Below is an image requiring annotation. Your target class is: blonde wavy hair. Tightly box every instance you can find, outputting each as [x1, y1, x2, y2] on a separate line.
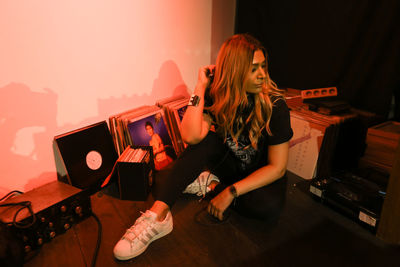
[207, 34, 284, 149]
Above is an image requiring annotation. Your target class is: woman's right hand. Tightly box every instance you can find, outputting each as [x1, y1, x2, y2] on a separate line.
[181, 65, 214, 145]
[197, 65, 215, 92]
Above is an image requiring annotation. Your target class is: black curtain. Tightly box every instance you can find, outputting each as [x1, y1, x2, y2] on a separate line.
[235, 0, 400, 119]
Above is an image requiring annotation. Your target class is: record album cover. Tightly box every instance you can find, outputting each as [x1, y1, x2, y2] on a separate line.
[54, 121, 118, 190]
[127, 111, 176, 171]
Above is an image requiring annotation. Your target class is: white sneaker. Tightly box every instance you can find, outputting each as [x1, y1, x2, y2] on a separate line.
[183, 171, 220, 197]
[113, 210, 173, 260]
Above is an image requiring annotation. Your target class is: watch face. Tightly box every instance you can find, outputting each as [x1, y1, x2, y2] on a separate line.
[86, 150, 103, 170]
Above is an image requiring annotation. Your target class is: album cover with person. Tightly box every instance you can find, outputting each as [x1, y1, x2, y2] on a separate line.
[127, 110, 176, 171]
[108, 95, 189, 171]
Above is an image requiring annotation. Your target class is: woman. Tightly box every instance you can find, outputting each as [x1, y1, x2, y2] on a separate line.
[113, 34, 293, 260]
[145, 121, 173, 171]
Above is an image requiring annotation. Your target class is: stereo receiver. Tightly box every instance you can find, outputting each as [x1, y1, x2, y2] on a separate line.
[0, 181, 92, 252]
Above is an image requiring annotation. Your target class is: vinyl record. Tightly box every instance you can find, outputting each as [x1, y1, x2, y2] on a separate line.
[54, 121, 118, 189]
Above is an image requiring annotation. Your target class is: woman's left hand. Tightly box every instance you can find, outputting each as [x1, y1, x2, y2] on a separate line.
[207, 188, 235, 221]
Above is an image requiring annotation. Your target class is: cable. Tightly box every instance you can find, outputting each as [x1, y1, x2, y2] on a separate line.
[0, 201, 36, 229]
[0, 190, 35, 228]
[90, 212, 102, 267]
[0, 190, 23, 202]
[0, 191, 102, 266]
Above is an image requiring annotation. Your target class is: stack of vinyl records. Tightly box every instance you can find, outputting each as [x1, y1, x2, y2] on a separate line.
[113, 145, 154, 201]
[287, 104, 359, 180]
[108, 95, 189, 172]
[109, 105, 159, 156]
[155, 95, 189, 156]
[359, 121, 400, 174]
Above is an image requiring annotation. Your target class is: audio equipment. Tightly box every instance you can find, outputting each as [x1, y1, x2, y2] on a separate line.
[309, 169, 387, 232]
[301, 87, 337, 99]
[0, 181, 91, 253]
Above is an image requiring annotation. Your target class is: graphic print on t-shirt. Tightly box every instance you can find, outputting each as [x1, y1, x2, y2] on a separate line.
[225, 135, 257, 171]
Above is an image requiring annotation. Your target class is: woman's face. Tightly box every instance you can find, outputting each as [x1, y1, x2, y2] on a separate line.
[244, 49, 267, 94]
[145, 125, 154, 136]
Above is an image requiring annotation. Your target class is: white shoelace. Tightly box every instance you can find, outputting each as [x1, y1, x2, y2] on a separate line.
[123, 212, 154, 243]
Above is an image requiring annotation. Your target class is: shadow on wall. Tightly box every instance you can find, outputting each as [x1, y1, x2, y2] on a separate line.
[0, 60, 189, 193]
[98, 60, 190, 118]
[0, 83, 58, 193]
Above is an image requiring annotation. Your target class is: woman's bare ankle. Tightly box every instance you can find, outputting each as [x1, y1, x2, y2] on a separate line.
[149, 201, 170, 222]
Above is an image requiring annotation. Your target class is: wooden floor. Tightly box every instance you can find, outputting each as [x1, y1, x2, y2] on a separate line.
[25, 173, 399, 267]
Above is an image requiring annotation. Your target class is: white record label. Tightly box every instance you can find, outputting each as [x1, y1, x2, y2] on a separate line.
[86, 150, 103, 170]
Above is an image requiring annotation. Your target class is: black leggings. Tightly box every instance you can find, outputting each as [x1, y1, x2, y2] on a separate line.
[154, 131, 287, 220]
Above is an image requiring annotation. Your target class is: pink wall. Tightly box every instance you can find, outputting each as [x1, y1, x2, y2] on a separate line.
[0, 0, 235, 194]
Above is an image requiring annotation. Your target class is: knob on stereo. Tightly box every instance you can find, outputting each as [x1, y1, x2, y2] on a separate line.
[49, 231, 56, 239]
[75, 206, 82, 215]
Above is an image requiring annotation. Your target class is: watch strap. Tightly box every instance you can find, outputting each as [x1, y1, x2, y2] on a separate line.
[229, 185, 238, 198]
[188, 94, 200, 107]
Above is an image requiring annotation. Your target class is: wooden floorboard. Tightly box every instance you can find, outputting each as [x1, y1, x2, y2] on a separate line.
[24, 174, 400, 267]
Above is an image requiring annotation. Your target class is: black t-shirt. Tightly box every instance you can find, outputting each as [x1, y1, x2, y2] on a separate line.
[205, 94, 293, 174]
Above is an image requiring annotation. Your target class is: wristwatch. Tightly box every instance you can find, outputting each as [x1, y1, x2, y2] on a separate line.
[188, 94, 200, 107]
[229, 185, 238, 198]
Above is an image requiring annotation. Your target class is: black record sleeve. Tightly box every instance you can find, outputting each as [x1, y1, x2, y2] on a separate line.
[54, 121, 118, 190]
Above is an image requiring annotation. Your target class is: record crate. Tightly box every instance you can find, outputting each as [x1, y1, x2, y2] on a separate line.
[360, 121, 400, 173]
[114, 145, 155, 201]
